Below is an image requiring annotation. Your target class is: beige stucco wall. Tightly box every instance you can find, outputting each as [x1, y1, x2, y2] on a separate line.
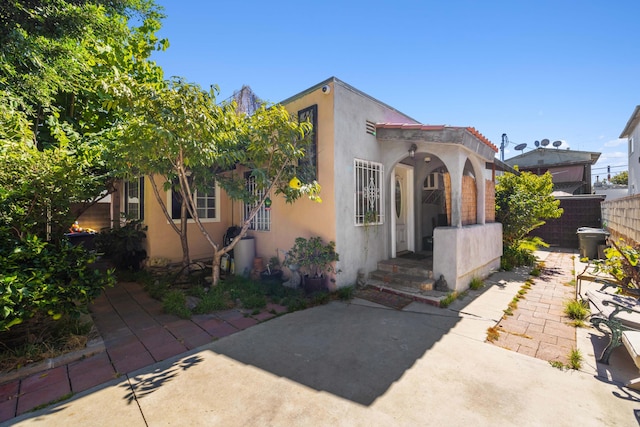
[137, 176, 234, 263]
[248, 84, 338, 283]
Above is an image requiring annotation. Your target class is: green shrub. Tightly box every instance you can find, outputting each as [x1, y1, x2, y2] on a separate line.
[440, 291, 460, 308]
[564, 299, 589, 320]
[590, 238, 640, 289]
[568, 348, 583, 370]
[240, 293, 267, 310]
[469, 277, 484, 290]
[335, 286, 355, 300]
[94, 219, 147, 270]
[145, 278, 170, 300]
[282, 295, 308, 312]
[501, 246, 537, 270]
[162, 290, 191, 319]
[193, 291, 229, 313]
[311, 291, 330, 305]
[0, 234, 115, 331]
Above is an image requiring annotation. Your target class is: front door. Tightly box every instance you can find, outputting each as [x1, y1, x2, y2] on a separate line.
[392, 164, 414, 255]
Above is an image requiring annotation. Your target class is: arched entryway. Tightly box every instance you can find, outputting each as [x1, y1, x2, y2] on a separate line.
[419, 155, 450, 251]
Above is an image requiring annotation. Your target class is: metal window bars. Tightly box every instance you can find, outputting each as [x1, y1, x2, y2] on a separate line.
[354, 159, 384, 225]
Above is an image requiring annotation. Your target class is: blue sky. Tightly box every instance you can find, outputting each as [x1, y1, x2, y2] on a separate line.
[151, 0, 640, 181]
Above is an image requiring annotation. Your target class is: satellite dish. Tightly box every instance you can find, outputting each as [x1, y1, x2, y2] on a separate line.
[514, 143, 527, 152]
[552, 140, 562, 148]
[534, 140, 540, 147]
[540, 139, 550, 147]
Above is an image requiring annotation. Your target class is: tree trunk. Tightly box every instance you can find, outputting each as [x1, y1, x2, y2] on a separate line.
[211, 250, 222, 287]
[180, 198, 190, 271]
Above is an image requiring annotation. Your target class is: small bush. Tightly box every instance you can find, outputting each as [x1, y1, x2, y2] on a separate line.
[241, 293, 267, 310]
[0, 234, 115, 332]
[469, 277, 484, 290]
[335, 286, 355, 300]
[282, 296, 308, 312]
[568, 348, 583, 370]
[94, 219, 147, 270]
[311, 292, 330, 305]
[501, 246, 537, 271]
[440, 291, 460, 308]
[193, 291, 230, 314]
[163, 290, 191, 319]
[549, 360, 564, 370]
[564, 299, 589, 320]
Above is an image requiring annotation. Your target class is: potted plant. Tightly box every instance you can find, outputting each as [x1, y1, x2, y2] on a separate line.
[286, 236, 340, 293]
[260, 255, 284, 282]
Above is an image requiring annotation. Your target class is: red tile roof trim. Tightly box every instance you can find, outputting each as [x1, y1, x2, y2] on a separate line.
[376, 123, 498, 152]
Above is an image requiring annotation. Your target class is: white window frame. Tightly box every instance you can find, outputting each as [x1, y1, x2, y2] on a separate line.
[244, 173, 270, 231]
[354, 158, 384, 226]
[167, 181, 221, 223]
[124, 177, 143, 220]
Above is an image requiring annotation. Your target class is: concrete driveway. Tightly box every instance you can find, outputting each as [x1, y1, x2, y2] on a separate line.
[7, 263, 640, 426]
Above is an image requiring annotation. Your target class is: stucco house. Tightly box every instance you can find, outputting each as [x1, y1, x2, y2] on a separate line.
[620, 105, 639, 195]
[111, 77, 502, 293]
[504, 147, 600, 195]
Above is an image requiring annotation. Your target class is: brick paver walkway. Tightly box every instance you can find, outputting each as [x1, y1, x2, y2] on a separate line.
[491, 251, 577, 365]
[0, 281, 288, 423]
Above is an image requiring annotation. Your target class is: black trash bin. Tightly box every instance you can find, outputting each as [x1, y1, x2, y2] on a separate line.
[576, 227, 609, 259]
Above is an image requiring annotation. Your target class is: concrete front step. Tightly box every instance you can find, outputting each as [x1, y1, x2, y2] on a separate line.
[363, 280, 448, 307]
[369, 270, 435, 292]
[376, 258, 433, 277]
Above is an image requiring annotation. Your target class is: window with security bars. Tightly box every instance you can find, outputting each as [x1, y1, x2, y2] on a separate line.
[244, 172, 270, 231]
[354, 159, 384, 225]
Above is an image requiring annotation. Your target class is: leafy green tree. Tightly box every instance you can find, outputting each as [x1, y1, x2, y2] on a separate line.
[495, 171, 563, 268]
[0, 0, 162, 331]
[610, 170, 628, 185]
[107, 78, 319, 285]
[0, 0, 168, 236]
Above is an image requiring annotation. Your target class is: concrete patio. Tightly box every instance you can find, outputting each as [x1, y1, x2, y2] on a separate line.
[2, 249, 640, 426]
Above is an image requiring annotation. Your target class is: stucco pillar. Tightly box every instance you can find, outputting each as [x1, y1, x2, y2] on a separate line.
[470, 156, 486, 225]
[439, 152, 465, 228]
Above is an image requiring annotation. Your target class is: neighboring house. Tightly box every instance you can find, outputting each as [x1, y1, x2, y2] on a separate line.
[504, 146, 604, 248]
[600, 105, 640, 245]
[113, 77, 503, 292]
[503, 147, 600, 195]
[620, 105, 639, 195]
[593, 181, 628, 201]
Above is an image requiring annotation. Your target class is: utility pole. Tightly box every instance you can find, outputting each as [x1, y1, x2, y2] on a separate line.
[500, 133, 508, 161]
